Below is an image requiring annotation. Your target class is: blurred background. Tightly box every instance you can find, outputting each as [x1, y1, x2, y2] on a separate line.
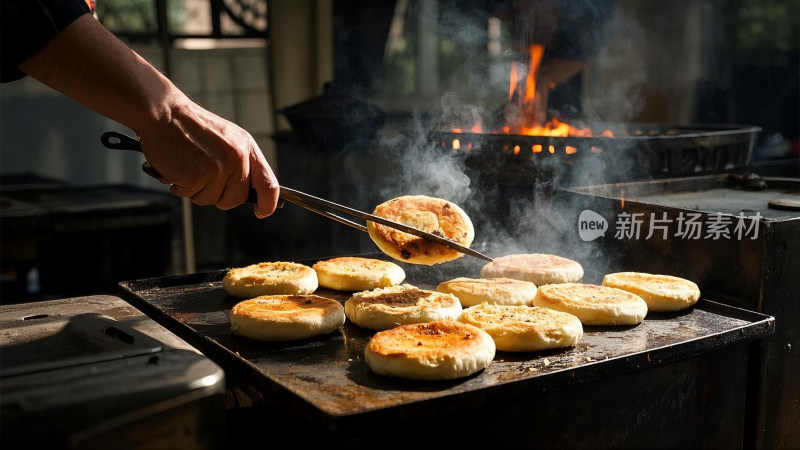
[1, 0, 798, 301]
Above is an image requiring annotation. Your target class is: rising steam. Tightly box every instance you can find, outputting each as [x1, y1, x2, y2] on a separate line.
[341, 1, 650, 262]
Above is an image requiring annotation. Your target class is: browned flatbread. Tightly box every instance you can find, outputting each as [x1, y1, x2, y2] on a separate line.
[364, 320, 495, 380]
[602, 272, 700, 312]
[480, 253, 583, 285]
[344, 284, 462, 330]
[312, 256, 405, 291]
[230, 295, 345, 341]
[533, 283, 648, 326]
[366, 195, 475, 265]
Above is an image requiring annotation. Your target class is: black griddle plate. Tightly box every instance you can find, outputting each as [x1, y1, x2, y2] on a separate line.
[117, 255, 774, 435]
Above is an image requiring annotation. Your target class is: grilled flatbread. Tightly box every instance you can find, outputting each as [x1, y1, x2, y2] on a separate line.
[602, 272, 700, 312]
[230, 295, 345, 341]
[366, 195, 475, 265]
[312, 256, 406, 291]
[459, 303, 583, 352]
[480, 253, 584, 285]
[344, 284, 462, 330]
[437, 277, 538, 307]
[533, 283, 648, 326]
[223, 261, 318, 298]
[222, 261, 318, 298]
[364, 320, 495, 380]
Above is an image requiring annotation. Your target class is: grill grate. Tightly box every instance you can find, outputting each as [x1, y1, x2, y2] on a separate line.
[430, 124, 760, 182]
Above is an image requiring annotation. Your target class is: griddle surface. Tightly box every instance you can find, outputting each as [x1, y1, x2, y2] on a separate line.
[118, 257, 773, 423]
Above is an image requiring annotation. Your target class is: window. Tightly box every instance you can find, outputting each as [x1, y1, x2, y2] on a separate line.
[96, 0, 269, 46]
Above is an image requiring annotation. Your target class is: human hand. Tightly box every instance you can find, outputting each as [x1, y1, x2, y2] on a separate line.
[138, 98, 280, 218]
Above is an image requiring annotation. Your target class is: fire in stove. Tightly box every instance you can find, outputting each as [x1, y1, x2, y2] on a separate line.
[502, 44, 613, 138]
[431, 42, 759, 185]
[450, 43, 614, 140]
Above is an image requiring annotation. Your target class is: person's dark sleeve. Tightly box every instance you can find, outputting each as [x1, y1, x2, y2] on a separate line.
[1, 0, 90, 82]
[547, 0, 618, 62]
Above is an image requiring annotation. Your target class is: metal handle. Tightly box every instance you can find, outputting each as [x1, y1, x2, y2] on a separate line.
[101, 131, 142, 151]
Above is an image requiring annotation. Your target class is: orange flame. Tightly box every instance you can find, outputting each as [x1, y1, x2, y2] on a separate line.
[453, 45, 614, 145]
[620, 189, 625, 209]
[508, 62, 519, 102]
[496, 44, 613, 140]
[524, 45, 545, 104]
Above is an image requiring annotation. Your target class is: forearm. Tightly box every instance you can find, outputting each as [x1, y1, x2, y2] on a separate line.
[538, 58, 588, 89]
[15, 9, 280, 217]
[18, 14, 182, 135]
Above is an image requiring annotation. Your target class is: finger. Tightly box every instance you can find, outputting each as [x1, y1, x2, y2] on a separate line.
[171, 183, 221, 207]
[214, 172, 251, 210]
[170, 183, 201, 200]
[191, 186, 224, 207]
[249, 150, 280, 218]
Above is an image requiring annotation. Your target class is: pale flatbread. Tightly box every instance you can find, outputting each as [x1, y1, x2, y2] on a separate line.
[223, 261, 318, 298]
[437, 277, 538, 307]
[312, 256, 405, 291]
[481, 253, 584, 285]
[459, 303, 583, 352]
[533, 283, 648, 326]
[602, 272, 700, 312]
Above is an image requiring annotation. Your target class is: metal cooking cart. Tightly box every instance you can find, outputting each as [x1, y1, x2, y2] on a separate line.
[118, 258, 774, 449]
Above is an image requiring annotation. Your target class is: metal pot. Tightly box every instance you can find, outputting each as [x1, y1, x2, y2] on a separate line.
[279, 82, 386, 153]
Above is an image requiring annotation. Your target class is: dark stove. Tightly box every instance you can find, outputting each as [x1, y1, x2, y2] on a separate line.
[560, 173, 799, 449]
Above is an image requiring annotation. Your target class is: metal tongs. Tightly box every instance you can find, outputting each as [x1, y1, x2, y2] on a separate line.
[101, 131, 493, 262]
